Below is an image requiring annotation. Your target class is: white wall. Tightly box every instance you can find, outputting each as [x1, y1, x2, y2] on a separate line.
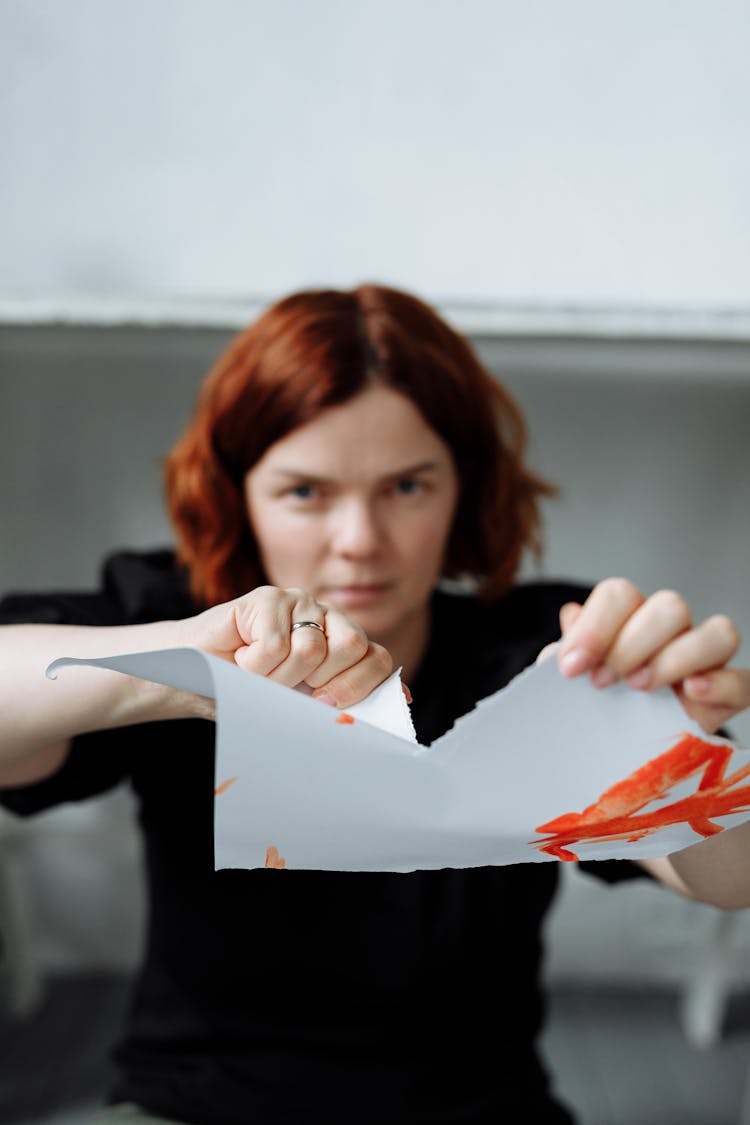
[2, 0, 750, 309]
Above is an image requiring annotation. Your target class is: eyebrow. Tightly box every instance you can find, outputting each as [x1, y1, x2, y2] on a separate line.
[269, 461, 443, 483]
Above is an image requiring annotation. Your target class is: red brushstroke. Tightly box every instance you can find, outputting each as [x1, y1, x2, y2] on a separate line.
[264, 845, 286, 869]
[214, 776, 239, 795]
[532, 733, 750, 861]
[336, 713, 355, 725]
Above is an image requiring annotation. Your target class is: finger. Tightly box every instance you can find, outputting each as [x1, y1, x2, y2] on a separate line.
[311, 641, 394, 708]
[592, 589, 692, 684]
[558, 578, 645, 677]
[262, 595, 329, 685]
[302, 605, 370, 690]
[679, 666, 750, 733]
[630, 614, 741, 692]
[559, 602, 583, 634]
[683, 666, 750, 711]
[533, 603, 582, 664]
[234, 589, 326, 681]
[536, 604, 582, 664]
[265, 616, 329, 687]
[232, 588, 293, 675]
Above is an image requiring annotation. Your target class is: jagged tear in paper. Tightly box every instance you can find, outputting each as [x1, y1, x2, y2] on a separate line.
[47, 650, 750, 872]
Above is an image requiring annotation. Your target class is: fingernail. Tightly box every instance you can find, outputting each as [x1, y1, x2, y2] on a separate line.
[685, 674, 710, 696]
[591, 665, 617, 689]
[627, 667, 652, 690]
[560, 648, 591, 677]
[401, 682, 413, 704]
[312, 690, 336, 707]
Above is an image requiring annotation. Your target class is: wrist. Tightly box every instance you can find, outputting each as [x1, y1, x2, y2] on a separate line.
[130, 615, 216, 722]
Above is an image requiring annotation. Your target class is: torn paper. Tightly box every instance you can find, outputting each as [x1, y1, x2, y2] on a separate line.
[47, 650, 750, 872]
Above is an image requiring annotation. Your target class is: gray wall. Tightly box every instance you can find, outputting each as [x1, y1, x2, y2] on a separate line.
[2, 325, 748, 743]
[1, 324, 749, 1001]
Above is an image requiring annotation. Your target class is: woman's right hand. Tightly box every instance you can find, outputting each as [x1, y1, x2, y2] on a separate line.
[186, 586, 393, 708]
[0, 586, 393, 785]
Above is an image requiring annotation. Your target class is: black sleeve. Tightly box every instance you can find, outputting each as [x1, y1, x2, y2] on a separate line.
[0, 586, 134, 817]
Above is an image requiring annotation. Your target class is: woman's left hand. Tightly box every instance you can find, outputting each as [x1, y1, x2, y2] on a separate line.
[554, 577, 750, 734]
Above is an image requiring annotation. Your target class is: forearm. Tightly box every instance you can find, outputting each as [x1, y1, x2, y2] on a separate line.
[0, 620, 210, 777]
[639, 822, 750, 910]
[0, 583, 397, 787]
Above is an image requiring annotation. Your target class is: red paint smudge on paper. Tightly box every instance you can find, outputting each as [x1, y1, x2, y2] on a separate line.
[336, 713, 355, 725]
[264, 845, 286, 869]
[214, 776, 239, 795]
[532, 733, 750, 861]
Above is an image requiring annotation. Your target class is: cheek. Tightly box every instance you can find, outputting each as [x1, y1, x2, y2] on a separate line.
[401, 505, 457, 569]
[251, 514, 326, 586]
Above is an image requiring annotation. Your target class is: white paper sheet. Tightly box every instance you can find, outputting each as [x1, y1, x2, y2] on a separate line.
[47, 649, 750, 872]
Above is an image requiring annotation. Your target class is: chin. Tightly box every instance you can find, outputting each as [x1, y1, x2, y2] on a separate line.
[347, 606, 393, 636]
[338, 601, 397, 640]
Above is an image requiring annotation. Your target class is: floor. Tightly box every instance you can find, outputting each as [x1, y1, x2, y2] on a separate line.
[3, 976, 750, 1124]
[544, 987, 750, 1125]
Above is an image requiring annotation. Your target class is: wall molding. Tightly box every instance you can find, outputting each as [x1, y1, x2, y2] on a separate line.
[1, 295, 750, 344]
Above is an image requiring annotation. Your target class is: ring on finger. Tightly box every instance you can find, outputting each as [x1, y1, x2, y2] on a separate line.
[291, 620, 325, 635]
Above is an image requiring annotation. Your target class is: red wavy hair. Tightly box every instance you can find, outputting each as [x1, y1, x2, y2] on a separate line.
[165, 285, 555, 607]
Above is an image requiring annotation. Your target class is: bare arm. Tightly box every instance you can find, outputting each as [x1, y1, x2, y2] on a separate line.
[637, 827, 750, 911]
[0, 585, 392, 789]
[0, 617, 206, 786]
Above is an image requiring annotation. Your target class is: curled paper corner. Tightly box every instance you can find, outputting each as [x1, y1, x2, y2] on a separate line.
[42, 647, 217, 699]
[45, 655, 84, 680]
[346, 666, 417, 743]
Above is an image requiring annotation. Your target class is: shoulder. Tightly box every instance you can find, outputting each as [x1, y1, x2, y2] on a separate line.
[0, 548, 195, 627]
[101, 549, 194, 622]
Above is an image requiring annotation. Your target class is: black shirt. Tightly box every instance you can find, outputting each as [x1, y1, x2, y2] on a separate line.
[0, 551, 644, 1124]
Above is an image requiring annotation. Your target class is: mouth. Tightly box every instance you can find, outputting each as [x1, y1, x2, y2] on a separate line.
[321, 583, 393, 608]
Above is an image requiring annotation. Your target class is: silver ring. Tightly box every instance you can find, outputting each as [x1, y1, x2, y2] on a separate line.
[291, 620, 325, 634]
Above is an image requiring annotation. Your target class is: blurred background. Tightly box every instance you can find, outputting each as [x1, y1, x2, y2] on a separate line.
[1, 1, 750, 1122]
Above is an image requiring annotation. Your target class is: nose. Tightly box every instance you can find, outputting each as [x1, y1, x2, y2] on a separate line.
[330, 498, 383, 559]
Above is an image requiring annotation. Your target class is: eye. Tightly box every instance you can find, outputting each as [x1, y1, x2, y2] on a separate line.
[393, 477, 423, 496]
[286, 483, 318, 500]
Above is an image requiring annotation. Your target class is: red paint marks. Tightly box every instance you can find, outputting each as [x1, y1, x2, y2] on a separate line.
[336, 713, 355, 725]
[264, 845, 286, 869]
[532, 733, 750, 861]
[542, 844, 580, 862]
[214, 776, 239, 795]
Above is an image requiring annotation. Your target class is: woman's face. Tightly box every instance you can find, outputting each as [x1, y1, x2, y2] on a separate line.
[244, 385, 459, 656]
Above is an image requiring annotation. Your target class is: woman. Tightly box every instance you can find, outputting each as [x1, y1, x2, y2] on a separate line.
[1, 285, 749, 1124]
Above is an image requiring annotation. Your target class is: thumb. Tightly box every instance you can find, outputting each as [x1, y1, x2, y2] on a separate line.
[559, 601, 583, 637]
[537, 602, 585, 664]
